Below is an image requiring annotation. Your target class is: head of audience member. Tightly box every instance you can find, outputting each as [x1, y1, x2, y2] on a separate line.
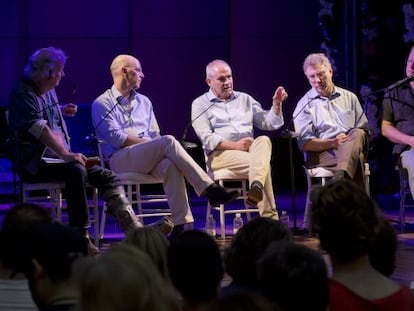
[369, 217, 398, 277]
[123, 226, 170, 280]
[303, 53, 334, 98]
[23, 47, 67, 93]
[311, 179, 382, 264]
[0, 202, 53, 274]
[204, 290, 284, 311]
[223, 217, 292, 291]
[78, 243, 179, 311]
[110, 54, 144, 95]
[19, 222, 87, 309]
[167, 229, 223, 310]
[257, 240, 328, 311]
[205, 59, 233, 100]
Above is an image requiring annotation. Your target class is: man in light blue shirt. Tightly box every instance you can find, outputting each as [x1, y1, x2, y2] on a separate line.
[293, 53, 368, 182]
[192, 59, 288, 219]
[92, 55, 240, 238]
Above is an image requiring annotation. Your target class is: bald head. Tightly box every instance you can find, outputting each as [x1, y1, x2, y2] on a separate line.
[110, 55, 139, 78]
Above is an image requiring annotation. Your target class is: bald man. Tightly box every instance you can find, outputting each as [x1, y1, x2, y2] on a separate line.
[92, 55, 239, 238]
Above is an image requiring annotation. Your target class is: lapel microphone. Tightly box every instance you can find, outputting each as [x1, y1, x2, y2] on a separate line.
[85, 95, 123, 144]
[180, 101, 217, 149]
[282, 95, 320, 138]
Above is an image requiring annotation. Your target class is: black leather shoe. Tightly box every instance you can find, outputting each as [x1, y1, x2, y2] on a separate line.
[246, 181, 263, 206]
[205, 183, 240, 206]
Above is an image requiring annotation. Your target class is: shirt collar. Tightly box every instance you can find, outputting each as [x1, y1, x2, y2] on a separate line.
[111, 85, 137, 106]
[310, 86, 340, 100]
[207, 89, 239, 102]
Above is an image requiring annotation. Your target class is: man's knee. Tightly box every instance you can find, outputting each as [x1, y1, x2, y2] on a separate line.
[252, 135, 272, 152]
[161, 134, 177, 145]
[67, 162, 88, 181]
[255, 135, 271, 144]
[350, 128, 368, 141]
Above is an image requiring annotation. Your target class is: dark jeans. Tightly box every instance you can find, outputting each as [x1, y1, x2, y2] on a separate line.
[22, 161, 123, 228]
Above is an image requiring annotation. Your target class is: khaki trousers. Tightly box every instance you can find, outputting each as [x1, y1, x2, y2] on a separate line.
[207, 136, 278, 219]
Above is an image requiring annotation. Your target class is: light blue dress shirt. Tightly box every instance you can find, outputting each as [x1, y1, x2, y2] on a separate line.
[191, 89, 284, 154]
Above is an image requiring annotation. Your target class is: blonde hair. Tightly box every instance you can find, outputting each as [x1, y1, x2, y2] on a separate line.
[77, 244, 180, 311]
[123, 227, 170, 279]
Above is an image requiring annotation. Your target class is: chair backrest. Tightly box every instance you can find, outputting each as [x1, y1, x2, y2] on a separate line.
[97, 139, 109, 168]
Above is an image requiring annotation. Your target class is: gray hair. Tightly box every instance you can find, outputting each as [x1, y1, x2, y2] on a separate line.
[303, 53, 332, 73]
[205, 59, 230, 79]
[24, 47, 67, 82]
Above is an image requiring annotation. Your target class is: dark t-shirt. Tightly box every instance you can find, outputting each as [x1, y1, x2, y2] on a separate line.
[382, 84, 414, 154]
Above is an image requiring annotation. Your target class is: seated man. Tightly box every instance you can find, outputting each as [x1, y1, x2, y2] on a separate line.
[7, 47, 144, 255]
[191, 59, 288, 219]
[293, 53, 369, 183]
[382, 45, 414, 200]
[91, 54, 239, 238]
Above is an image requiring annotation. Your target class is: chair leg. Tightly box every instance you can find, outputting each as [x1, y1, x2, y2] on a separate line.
[100, 203, 107, 239]
[219, 180, 226, 239]
[92, 187, 100, 246]
[206, 203, 212, 231]
[400, 194, 406, 233]
[243, 180, 252, 221]
[219, 203, 225, 239]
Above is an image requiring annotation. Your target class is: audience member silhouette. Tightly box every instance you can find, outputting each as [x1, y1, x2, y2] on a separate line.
[122, 226, 170, 280]
[222, 217, 292, 293]
[257, 240, 329, 311]
[167, 229, 223, 311]
[14, 222, 87, 311]
[77, 243, 179, 311]
[369, 217, 398, 277]
[203, 290, 284, 311]
[0, 202, 53, 311]
[311, 179, 414, 310]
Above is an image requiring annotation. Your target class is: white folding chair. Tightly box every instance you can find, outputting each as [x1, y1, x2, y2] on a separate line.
[21, 181, 100, 246]
[97, 140, 170, 239]
[303, 159, 371, 229]
[205, 164, 259, 239]
[397, 161, 414, 233]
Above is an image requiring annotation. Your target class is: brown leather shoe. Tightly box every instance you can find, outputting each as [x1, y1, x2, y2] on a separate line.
[246, 181, 263, 206]
[106, 195, 143, 233]
[148, 216, 174, 236]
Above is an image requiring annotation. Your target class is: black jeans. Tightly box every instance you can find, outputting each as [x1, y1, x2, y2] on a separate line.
[22, 161, 123, 228]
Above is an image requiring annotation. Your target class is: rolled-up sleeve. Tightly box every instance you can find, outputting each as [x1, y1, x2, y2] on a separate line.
[28, 120, 48, 139]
